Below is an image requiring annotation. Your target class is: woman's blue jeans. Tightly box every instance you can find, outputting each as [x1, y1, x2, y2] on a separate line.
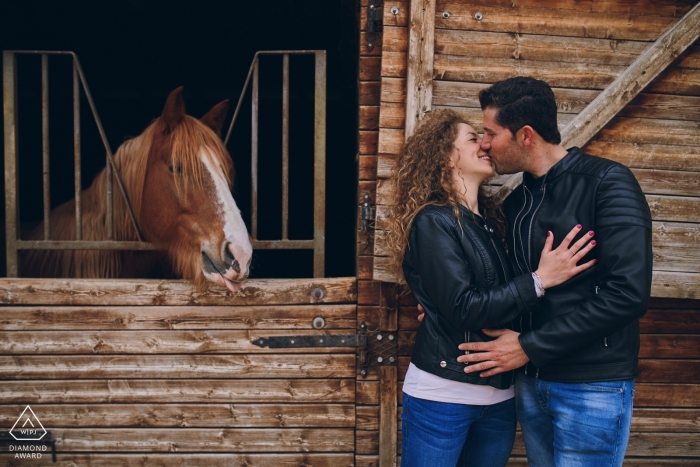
[515, 372, 635, 467]
[400, 392, 516, 467]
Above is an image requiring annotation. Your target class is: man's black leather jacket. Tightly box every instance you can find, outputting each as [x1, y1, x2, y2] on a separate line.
[403, 204, 540, 390]
[503, 147, 653, 383]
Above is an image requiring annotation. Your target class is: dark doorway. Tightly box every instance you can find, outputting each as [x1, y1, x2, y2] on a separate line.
[0, 0, 359, 278]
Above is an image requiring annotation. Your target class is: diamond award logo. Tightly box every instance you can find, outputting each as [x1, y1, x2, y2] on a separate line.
[9, 406, 47, 441]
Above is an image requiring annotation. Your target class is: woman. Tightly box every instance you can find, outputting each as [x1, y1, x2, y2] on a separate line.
[386, 109, 596, 467]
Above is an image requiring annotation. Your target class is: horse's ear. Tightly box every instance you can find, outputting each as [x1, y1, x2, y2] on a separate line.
[200, 100, 230, 137]
[161, 86, 186, 132]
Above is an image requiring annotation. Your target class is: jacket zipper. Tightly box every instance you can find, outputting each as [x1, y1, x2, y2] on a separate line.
[490, 236, 510, 281]
[527, 183, 547, 270]
[513, 187, 530, 275]
[464, 331, 471, 364]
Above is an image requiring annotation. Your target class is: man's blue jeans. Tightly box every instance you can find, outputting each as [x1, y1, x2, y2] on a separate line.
[400, 392, 516, 467]
[515, 372, 635, 467]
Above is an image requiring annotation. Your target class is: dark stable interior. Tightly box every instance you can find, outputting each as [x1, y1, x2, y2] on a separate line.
[0, 0, 359, 279]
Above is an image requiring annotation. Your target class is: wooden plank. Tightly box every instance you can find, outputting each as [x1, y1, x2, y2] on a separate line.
[436, 0, 695, 17]
[627, 433, 700, 457]
[361, 56, 382, 81]
[358, 280, 381, 305]
[383, 26, 410, 53]
[0, 330, 360, 355]
[564, 1, 700, 150]
[632, 408, 700, 432]
[40, 428, 355, 453]
[356, 429, 379, 455]
[596, 117, 700, 146]
[652, 271, 700, 299]
[435, 29, 649, 66]
[646, 67, 700, 96]
[383, 0, 409, 28]
[381, 51, 408, 78]
[0, 277, 357, 306]
[359, 255, 374, 280]
[378, 128, 405, 155]
[433, 4, 681, 41]
[381, 77, 407, 104]
[641, 310, 700, 334]
[360, 81, 381, 106]
[0, 354, 356, 379]
[405, 0, 436, 138]
[620, 93, 700, 122]
[359, 154, 378, 180]
[378, 102, 406, 129]
[633, 169, 700, 196]
[0, 454, 356, 467]
[377, 154, 398, 179]
[652, 222, 700, 273]
[359, 106, 380, 130]
[357, 381, 380, 405]
[647, 195, 700, 223]
[379, 366, 398, 467]
[0, 379, 356, 403]
[583, 141, 700, 172]
[356, 455, 380, 467]
[433, 55, 624, 89]
[635, 383, 700, 407]
[356, 406, 380, 431]
[360, 130, 379, 155]
[432, 80, 599, 113]
[0, 304, 356, 331]
[637, 360, 700, 383]
[0, 403, 355, 428]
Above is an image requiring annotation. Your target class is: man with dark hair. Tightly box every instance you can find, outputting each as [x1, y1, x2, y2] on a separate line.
[456, 76, 653, 467]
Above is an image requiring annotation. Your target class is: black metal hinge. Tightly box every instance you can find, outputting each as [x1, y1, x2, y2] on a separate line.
[366, 0, 384, 51]
[252, 321, 397, 378]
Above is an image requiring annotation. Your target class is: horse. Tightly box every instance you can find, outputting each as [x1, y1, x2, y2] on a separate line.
[21, 87, 252, 293]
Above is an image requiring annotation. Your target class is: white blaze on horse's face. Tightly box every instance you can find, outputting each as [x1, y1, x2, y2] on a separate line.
[200, 147, 252, 293]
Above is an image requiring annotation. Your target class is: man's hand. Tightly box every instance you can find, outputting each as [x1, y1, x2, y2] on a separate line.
[417, 304, 425, 323]
[457, 329, 529, 378]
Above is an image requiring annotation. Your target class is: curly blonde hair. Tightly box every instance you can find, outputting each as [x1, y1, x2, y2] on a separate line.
[385, 109, 506, 283]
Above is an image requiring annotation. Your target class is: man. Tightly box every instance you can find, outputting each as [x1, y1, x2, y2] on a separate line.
[455, 77, 653, 467]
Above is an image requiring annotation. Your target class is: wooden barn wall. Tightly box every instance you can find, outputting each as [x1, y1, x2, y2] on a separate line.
[0, 278, 358, 466]
[358, 0, 700, 465]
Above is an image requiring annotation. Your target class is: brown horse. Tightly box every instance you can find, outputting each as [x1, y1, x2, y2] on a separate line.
[21, 87, 252, 292]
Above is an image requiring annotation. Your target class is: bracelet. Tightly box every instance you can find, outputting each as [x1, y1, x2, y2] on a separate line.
[532, 272, 545, 297]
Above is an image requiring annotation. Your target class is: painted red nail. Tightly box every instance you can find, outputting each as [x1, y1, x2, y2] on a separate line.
[547, 231, 551, 237]
[591, 240, 597, 246]
[576, 224, 582, 229]
[588, 230, 594, 236]
[593, 259, 598, 264]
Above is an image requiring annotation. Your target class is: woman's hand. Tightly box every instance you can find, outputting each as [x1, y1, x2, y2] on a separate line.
[534, 224, 597, 289]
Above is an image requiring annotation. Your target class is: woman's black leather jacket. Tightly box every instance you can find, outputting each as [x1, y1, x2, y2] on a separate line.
[403, 204, 540, 390]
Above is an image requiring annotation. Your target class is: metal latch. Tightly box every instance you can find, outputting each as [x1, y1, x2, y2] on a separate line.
[252, 321, 397, 378]
[366, 1, 384, 51]
[361, 192, 376, 232]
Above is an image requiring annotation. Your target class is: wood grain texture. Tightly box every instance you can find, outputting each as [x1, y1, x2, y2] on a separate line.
[0, 403, 355, 428]
[405, 0, 436, 138]
[0, 379, 356, 403]
[0, 277, 357, 306]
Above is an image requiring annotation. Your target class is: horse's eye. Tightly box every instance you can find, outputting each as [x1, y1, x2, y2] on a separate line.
[167, 163, 182, 175]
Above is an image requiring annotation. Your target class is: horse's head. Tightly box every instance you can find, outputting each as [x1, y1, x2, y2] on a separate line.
[138, 87, 252, 292]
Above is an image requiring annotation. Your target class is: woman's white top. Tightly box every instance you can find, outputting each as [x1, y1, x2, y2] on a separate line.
[403, 362, 514, 405]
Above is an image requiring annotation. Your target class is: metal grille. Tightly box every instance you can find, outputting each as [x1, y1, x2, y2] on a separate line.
[3, 50, 155, 277]
[224, 51, 327, 278]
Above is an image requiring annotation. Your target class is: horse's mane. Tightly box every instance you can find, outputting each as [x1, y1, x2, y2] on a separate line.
[21, 115, 233, 279]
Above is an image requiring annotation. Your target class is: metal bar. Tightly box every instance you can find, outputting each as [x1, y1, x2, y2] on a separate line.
[106, 151, 113, 239]
[72, 55, 144, 241]
[16, 240, 160, 250]
[73, 60, 82, 240]
[282, 53, 290, 240]
[3, 51, 19, 276]
[251, 240, 315, 250]
[313, 51, 327, 278]
[41, 54, 50, 240]
[224, 52, 259, 147]
[251, 58, 259, 240]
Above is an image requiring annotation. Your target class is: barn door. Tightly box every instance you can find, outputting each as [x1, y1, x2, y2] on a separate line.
[0, 277, 358, 465]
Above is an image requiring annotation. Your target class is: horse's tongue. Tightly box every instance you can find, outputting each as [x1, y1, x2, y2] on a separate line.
[222, 276, 241, 293]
